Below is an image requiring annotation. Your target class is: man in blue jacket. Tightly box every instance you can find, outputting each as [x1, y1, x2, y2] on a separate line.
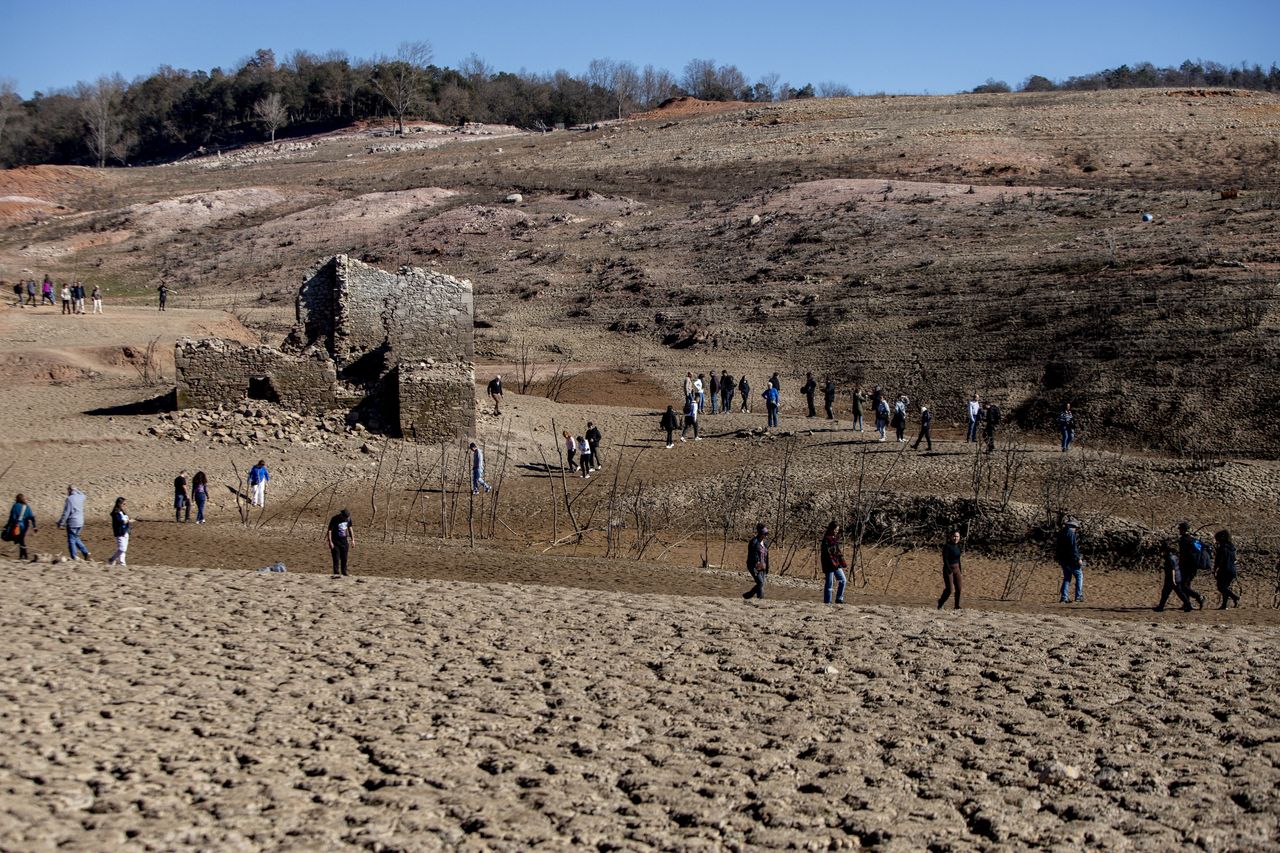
[1056, 518, 1083, 603]
[762, 382, 780, 429]
[248, 460, 270, 508]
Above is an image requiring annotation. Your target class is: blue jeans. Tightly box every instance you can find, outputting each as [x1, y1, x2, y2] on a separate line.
[823, 569, 846, 604]
[967, 417, 979, 442]
[710, 394, 719, 414]
[472, 469, 490, 493]
[875, 415, 887, 438]
[853, 411, 863, 431]
[66, 526, 90, 559]
[1060, 564, 1083, 601]
[697, 392, 705, 412]
[767, 404, 778, 427]
[1061, 429, 1074, 452]
[195, 493, 207, 522]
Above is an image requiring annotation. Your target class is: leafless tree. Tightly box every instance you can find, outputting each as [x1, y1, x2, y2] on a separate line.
[369, 41, 432, 134]
[253, 92, 288, 142]
[76, 74, 130, 166]
[817, 81, 855, 98]
[638, 65, 677, 108]
[0, 79, 20, 153]
[610, 61, 641, 118]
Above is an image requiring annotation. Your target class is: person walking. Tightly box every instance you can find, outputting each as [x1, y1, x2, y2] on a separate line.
[1213, 529, 1240, 609]
[820, 521, 847, 605]
[738, 375, 751, 413]
[1058, 404, 1075, 452]
[576, 436, 592, 478]
[802, 372, 818, 418]
[721, 370, 734, 413]
[41, 277, 54, 306]
[158, 283, 169, 311]
[469, 442, 493, 493]
[192, 470, 209, 524]
[680, 394, 700, 442]
[107, 497, 130, 567]
[1176, 521, 1207, 610]
[892, 395, 909, 443]
[91, 283, 103, 314]
[875, 396, 890, 442]
[563, 430, 577, 472]
[73, 282, 85, 314]
[585, 422, 603, 470]
[1056, 518, 1084, 603]
[56, 485, 91, 561]
[984, 402, 1002, 453]
[911, 405, 933, 451]
[5, 494, 37, 561]
[852, 385, 867, 431]
[25, 279, 36, 307]
[487, 374, 503, 415]
[762, 382, 780, 430]
[966, 393, 981, 443]
[173, 470, 191, 523]
[326, 509, 355, 577]
[938, 529, 963, 610]
[743, 523, 769, 600]
[247, 460, 269, 508]
[709, 371, 720, 414]
[1154, 541, 1191, 612]
[823, 377, 837, 420]
[60, 283, 72, 315]
[660, 405, 679, 449]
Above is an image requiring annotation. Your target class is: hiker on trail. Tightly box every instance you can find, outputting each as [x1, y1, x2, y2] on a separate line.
[967, 393, 981, 443]
[56, 485, 91, 561]
[41, 277, 54, 306]
[25, 280, 36, 306]
[983, 402, 1002, 452]
[1154, 541, 1191, 612]
[803, 372, 818, 418]
[912, 405, 933, 452]
[852, 385, 867, 432]
[5, 494, 37, 561]
[192, 471, 209, 524]
[469, 441, 493, 493]
[173, 470, 191, 523]
[660, 405, 680, 449]
[585, 422, 602, 470]
[73, 282, 85, 314]
[769, 373, 782, 405]
[1056, 518, 1084, 603]
[939, 529, 963, 610]
[738, 375, 751, 413]
[743, 523, 769, 600]
[158, 283, 169, 311]
[1058, 404, 1075, 452]
[762, 382, 780, 429]
[327, 509, 355, 576]
[823, 378, 837, 420]
[60, 284, 72, 315]
[563, 430, 577, 472]
[694, 374, 706, 413]
[891, 395, 909, 443]
[680, 394, 700, 441]
[107, 497, 130, 567]
[1213, 529, 1240, 609]
[487, 374, 503, 415]
[91, 284, 102, 314]
[874, 397, 890, 442]
[247, 460, 269, 508]
[683, 372, 694, 400]
[575, 436, 592, 478]
[709, 372, 720, 414]
[721, 370, 734, 413]
[1176, 521, 1207, 610]
[9, 281, 22, 308]
[820, 521, 847, 605]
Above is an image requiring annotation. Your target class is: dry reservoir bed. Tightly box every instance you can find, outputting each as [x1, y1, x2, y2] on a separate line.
[0, 563, 1277, 851]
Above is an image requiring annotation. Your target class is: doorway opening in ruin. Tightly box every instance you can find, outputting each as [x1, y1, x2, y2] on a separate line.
[247, 376, 280, 403]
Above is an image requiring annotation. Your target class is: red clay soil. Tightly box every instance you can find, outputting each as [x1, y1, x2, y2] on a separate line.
[633, 96, 751, 120]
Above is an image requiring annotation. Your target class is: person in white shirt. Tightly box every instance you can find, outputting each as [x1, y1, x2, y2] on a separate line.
[966, 393, 982, 443]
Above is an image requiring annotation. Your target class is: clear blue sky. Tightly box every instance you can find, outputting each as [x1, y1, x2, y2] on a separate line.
[5, 0, 1277, 97]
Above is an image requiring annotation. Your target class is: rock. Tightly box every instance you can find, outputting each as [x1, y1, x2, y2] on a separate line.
[505, 193, 523, 204]
[749, 214, 761, 225]
[1037, 760, 1081, 785]
[823, 665, 840, 675]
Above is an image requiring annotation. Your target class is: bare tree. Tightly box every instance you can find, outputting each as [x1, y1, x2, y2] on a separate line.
[0, 79, 20, 153]
[610, 61, 641, 118]
[369, 41, 432, 134]
[638, 65, 677, 108]
[253, 92, 288, 142]
[817, 81, 854, 98]
[76, 74, 129, 166]
[753, 72, 781, 102]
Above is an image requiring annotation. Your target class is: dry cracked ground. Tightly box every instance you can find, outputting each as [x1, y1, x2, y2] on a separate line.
[1, 564, 1277, 851]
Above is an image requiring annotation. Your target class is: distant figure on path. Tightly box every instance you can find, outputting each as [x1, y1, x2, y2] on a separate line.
[769, 372, 782, 396]
[1154, 541, 1190, 612]
[911, 406, 933, 452]
[721, 370, 734, 413]
[1056, 518, 1084, 603]
[852, 385, 867, 431]
[743, 523, 769, 600]
[966, 393, 981, 443]
[1213, 529, 1240, 609]
[327, 509, 354, 576]
[487, 374, 503, 415]
[56, 485, 91, 561]
[763, 382, 779, 429]
[563, 430, 577, 472]
[247, 460, 270, 508]
[684, 372, 694, 400]
[874, 397, 890, 441]
[680, 395, 700, 441]
[91, 283, 103, 314]
[694, 373, 705, 413]
[823, 377, 837, 420]
[192, 470, 209, 524]
[173, 470, 191, 523]
[25, 279, 36, 306]
[107, 497, 130, 567]
[1176, 521, 1207, 610]
[60, 284, 72, 315]
[575, 436, 592, 479]
[6, 494, 37, 561]
[737, 375, 751, 413]
[820, 521, 847, 605]
[709, 371, 720, 414]
[891, 395, 909, 443]
[660, 405, 679, 449]
[983, 402, 1002, 453]
[802, 372, 817, 418]
[1058, 404, 1075, 452]
[73, 282, 85, 314]
[41, 277, 54, 306]
[938, 529, 963, 610]
[585, 421, 602, 470]
[158, 283, 169, 311]
[469, 442, 493, 493]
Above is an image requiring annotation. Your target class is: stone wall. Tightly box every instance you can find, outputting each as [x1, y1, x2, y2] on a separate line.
[398, 361, 476, 443]
[175, 338, 338, 413]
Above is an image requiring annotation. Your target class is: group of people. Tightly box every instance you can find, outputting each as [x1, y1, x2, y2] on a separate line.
[558, 423, 604, 477]
[1156, 522, 1241, 611]
[4, 487, 131, 566]
[7, 275, 104, 314]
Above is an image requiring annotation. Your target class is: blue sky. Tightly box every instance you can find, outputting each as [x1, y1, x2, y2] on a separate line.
[5, 0, 1278, 97]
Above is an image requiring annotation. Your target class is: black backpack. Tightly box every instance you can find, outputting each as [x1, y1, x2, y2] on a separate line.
[1196, 538, 1214, 572]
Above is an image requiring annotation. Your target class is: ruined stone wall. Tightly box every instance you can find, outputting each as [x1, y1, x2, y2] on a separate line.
[398, 361, 476, 443]
[175, 338, 337, 413]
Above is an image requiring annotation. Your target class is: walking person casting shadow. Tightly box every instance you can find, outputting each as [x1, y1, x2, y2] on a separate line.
[820, 521, 847, 605]
[938, 530, 963, 610]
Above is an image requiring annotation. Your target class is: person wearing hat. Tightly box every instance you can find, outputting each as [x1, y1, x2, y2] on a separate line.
[743, 523, 770, 600]
[326, 508, 354, 577]
[1055, 517, 1084, 603]
[911, 405, 933, 452]
[1176, 522, 1207, 610]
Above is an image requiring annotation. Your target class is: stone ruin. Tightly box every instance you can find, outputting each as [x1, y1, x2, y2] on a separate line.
[175, 255, 475, 442]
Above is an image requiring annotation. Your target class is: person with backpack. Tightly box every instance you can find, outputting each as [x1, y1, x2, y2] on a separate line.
[721, 370, 734, 413]
[247, 460, 270, 508]
[823, 377, 837, 420]
[762, 382, 780, 430]
[911, 405, 933, 452]
[820, 521, 847, 605]
[802, 372, 818, 418]
[1056, 518, 1084, 603]
[874, 397, 890, 442]
[939, 529, 963, 610]
[737, 375, 751, 413]
[107, 497, 130, 566]
[742, 523, 769, 600]
[10, 281, 23, 308]
[191, 471, 209, 524]
[891, 395, 909, 443]
[487, 374, 503, 415]
[1058, 404, 1075, 452]
[326, 509, 355, 577]
[680, 394, 700, 441]
[56, 485, 91, 561]
[660, 405, 680, 449]
[1154, 540, 1191, 612]
[851, 385, 867, 432]
[1213, 529, 1240, 609]
[1176, 522, 1207, 610]
[5, 494, 37, 561]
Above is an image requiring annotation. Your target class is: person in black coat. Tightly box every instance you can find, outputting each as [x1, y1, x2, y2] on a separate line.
[938, 530, 962, 610]
[1213, 529, 1240, 609]
[585, 422, 603, 470]
[983, 402, 1002, 452]
[721, 370, 734, 413]
[1176, 522, 1207, 610]
[823, 378, 837, 420]
[1154, 540, 1190, 611]
[738, 376, 751, 413]
[911, 406, 933, 451]
[660, 406, 679, 449]
[802, 372, 817, 417]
